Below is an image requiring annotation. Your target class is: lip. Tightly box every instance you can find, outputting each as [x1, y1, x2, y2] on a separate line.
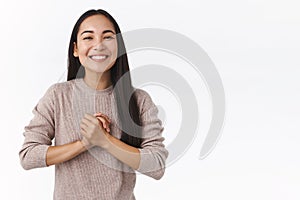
[89, 54, 109, 62]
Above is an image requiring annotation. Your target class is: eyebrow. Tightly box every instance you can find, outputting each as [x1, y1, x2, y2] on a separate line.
[80, 29, 115, 36]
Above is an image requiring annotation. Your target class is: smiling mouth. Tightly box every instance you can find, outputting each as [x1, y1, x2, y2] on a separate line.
[89, 55, 109, 62]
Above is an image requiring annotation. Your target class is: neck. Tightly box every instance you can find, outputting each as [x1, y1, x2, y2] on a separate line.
[83, 70, 112, 90]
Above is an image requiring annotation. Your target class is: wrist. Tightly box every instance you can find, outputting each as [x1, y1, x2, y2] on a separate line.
[78, 140, 89, 153]
[80, 139, 92, 150]
[99, 132, 113, 150]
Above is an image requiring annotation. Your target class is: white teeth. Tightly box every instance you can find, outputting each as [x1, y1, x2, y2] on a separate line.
[90, 55, 107, 60]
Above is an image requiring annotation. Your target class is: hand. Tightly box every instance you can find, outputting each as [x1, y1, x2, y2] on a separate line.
[94, 112, 111, 133]
[80, 113, 111, 149]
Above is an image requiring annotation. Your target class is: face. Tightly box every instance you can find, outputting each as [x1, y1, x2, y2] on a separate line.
[73, 14, 118, 74]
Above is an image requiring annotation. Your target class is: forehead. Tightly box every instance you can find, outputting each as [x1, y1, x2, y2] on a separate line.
[78, 14, 115, 33]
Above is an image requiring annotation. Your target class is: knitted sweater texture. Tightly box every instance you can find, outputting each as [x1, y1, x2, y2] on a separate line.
[19, 78, 168, 200]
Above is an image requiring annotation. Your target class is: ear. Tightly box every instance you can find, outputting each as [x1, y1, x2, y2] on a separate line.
[73, 42, 79, 57]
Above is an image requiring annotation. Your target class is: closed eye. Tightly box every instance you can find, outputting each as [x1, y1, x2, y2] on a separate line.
[83, 37, 93, 40]
[104, 36, 114, 40]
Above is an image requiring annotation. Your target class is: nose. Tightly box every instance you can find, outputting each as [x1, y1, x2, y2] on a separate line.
[93, 38, 106, 51]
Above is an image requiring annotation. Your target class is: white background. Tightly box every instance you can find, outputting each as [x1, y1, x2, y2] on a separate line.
[1, 0, 300, 199]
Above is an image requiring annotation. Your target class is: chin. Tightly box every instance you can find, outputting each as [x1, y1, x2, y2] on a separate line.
[89, 68, 109, 74]
[84, 64, 112, 73]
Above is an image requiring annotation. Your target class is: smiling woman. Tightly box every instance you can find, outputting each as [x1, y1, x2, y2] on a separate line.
[73, 14, 118, 79]
[19, 9, 168, 200]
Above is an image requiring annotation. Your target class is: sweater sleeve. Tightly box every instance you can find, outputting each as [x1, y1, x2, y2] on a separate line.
[19, 84, 56, 170]
[135, 90, 169, 180]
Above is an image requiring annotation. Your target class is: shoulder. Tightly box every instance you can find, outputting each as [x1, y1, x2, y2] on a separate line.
[133, 88, 156, 115]
[39, 80, 75, 104]
[46, 79, 75, 95]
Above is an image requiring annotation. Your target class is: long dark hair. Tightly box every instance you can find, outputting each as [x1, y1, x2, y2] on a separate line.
[67, 9, 142, 148]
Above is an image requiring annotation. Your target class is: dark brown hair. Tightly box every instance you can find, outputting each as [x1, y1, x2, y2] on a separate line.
[67, 9, 142, 148]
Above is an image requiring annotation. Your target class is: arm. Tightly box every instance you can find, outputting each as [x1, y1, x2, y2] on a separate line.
[80, 90, 168, 180]
[134, 100, 169, 180]
[105, 95, 168, 180]
[132, 90, 168, 180]
[19, 84, 113, 170]
[80, 114, 141, 170]
[19, 85, 56, 170]
[45, 140, 87, 166]
[46, 113, 112, 167]
[103, 133, 141, 170]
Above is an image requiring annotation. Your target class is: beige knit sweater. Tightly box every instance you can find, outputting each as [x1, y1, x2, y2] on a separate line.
[19, 78, 168, 200]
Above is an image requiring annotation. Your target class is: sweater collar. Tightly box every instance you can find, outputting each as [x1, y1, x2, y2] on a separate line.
[74, 78, 113, 95]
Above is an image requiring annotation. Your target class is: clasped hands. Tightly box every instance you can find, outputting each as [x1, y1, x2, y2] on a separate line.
[80, 112, 112, 149]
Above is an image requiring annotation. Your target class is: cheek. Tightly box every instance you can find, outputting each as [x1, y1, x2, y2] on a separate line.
[76, 47, 89, 64]
[77, 44, 89, 55]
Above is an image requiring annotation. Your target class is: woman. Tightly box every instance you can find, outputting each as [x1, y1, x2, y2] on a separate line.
[19, 9, 168, 200]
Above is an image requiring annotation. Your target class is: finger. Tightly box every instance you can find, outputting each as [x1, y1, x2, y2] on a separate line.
[99, 114, 111, 123]
[84, 113, 99, 124]
[81, 118, 91, 127]
[96, 117, 107, 129]
[80, 128, 88, 138]
[94, 113, 111, 123]
[99, 119, 110, 132]
[93, 112, 102, 117]
[97, 116, 110, 132]
[96, 118, 107, 132]
[80, 121, 88, 132]
[82, 115, 98, 126]
[81, 118, 97, 133]
[99, 116, 111, 132]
